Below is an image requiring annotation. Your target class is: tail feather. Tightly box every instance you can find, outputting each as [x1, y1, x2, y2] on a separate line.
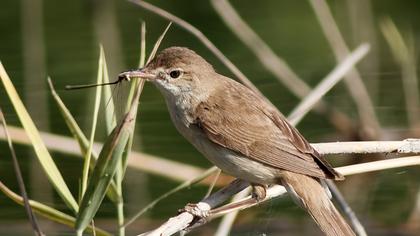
[281, 172, 355, 236]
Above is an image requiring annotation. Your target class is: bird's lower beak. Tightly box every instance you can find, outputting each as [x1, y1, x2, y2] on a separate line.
[118, 69, 156, 81]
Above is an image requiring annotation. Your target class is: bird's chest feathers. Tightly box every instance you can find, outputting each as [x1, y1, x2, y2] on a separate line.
[165, 94, 200, 139]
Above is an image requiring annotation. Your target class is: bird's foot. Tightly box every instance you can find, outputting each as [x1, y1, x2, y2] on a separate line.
[178, 202, 211, 225]
[251, 184, 267, 202]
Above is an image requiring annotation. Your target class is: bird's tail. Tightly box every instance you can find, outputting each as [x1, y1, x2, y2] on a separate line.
[281, 172, 355, 236]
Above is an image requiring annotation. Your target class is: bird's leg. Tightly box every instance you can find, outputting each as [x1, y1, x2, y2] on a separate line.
[207, 183, 268, 216]
[178, 181, 268, 226]
[178, 179, 249, 221]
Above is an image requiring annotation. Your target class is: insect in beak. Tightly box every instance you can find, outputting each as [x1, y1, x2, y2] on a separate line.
[65, 68, 155, 90]
[118, 69, 156, 82]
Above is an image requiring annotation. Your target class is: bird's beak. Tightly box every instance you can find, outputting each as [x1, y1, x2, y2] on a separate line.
[118, 68, 156, 81]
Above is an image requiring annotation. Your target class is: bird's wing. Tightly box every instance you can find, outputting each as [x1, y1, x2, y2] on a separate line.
[194, 78, 342, 180]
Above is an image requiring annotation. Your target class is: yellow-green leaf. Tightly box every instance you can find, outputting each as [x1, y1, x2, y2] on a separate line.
[0, 181, 110, 236]
[47, 78, 120, 203]
[0, 62, 78, 212]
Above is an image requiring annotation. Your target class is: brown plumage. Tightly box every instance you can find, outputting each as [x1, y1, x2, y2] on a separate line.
[129, 46, 355, 236]
[194, 76, 343, 180]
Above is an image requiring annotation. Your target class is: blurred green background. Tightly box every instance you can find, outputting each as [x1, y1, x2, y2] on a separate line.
[0, 0, 419, 235]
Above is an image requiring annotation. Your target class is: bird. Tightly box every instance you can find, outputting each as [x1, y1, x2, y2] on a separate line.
[122, 46, 355, 236]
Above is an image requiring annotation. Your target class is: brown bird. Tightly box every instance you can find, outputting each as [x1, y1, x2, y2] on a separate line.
[123, 47, 355, 236]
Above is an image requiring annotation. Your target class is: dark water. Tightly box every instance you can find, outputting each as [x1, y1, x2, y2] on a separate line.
[0, 0, 419, 235]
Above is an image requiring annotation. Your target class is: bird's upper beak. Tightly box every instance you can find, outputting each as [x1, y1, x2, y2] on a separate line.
[118, 68, 156, 81]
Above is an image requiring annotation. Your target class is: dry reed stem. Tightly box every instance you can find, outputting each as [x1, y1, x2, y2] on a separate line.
[288, 43, 370, 124]
[139, 155, 420, 236]
[1, 125, 418, 182]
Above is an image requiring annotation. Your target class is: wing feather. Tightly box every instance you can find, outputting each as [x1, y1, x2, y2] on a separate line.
[194, 78, 342, 180]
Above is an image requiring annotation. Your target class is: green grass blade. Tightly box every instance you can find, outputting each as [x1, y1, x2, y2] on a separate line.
[0, 62, 78, 212]
[0, 181, 110, 236]
[81, 45, 106, 196]
[48, 78, 90, 155]
[76, 114, 132, 233]
[76, 84, 142, 233]
[139, 21, 146, 68]
[47, 78, 120, 203]
[102, 47, 117, 134]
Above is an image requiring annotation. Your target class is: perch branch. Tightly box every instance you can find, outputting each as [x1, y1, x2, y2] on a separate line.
[0, 126, 419, 182]
[139, 155, 420, 236]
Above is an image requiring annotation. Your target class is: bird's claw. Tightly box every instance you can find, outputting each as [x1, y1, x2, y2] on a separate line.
[178, 202, 211, 224]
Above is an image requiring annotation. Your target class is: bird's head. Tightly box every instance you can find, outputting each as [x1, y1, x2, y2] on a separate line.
[119, 47, 215, 97]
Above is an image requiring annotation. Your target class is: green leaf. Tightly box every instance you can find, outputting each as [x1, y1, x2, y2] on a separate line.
[81, 45, 106, 196]
[47, 78, 120, 203]
[0, 181, 110, 236]
[102, 47, 117, 135]
[0, 62, 78, 212]
[76, 100, 138, 233]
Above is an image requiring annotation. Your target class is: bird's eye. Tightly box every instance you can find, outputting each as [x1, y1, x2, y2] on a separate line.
[169, 69, 182, 79]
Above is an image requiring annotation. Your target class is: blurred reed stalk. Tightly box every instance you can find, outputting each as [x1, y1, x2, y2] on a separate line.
[346, 0, 380, 103]
[210, 0, 355, 135]
[309, 0, 381, 139]
[21, 0, 53, 228]
[380, 17, 420, 234]
[380, 18, 420, 133]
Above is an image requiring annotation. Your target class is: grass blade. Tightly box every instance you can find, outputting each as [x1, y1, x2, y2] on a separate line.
[0, 181, 110, 236]
[81, 45, 106, 196]
[76, 82, 142, 234]
[139, 21, 146, 68]
[0, 62, 78, 212]
[102, 47, 117, 135]
[76, 116, 132, 234]
[47, 78, 120, 203]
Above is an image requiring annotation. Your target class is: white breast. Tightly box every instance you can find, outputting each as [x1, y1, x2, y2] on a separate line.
[164, 95, 280, 185]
